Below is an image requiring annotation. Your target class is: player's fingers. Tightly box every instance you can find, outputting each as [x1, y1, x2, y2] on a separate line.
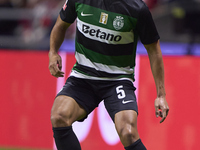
[54, 62, 62, 73]
[49, 63, 63, 77]
[55, 71, 64, 78]
[160, 116, 166, 123]
[155, 106, 159, 118]
[159, 110, 163, 117]
[166, 107, 169, 116]
[57, 59, 62, 70]
[49, 65, 57, 76]
[160, 111, 166, 123]
[160, 107, 169, 123]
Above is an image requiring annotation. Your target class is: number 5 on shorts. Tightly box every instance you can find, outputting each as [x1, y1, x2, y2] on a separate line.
[116, 85, 126, 99]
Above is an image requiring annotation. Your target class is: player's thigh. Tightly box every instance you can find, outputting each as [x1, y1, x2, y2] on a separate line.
[115, 110, 138, 129]
[114, 110, 139, 136]
[51, 95, 87, 126]
[103, 80, 138, 121]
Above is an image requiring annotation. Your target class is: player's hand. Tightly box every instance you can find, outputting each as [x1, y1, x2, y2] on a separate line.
[48, 52, 64, 78]
[154, 96, 169, 123]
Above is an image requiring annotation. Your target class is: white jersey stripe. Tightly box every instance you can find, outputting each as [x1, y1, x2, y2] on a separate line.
[70, 70, 134, 81]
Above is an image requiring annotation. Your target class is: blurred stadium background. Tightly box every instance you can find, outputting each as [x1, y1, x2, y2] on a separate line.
[0, 0, 200, 150]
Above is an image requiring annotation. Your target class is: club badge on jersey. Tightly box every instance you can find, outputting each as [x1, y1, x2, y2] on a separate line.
[63, 0, 68, 11]
[113, 16, 124, 30]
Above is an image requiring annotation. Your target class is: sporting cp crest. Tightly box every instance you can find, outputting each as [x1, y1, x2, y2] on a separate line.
[113, 16, 124, 30]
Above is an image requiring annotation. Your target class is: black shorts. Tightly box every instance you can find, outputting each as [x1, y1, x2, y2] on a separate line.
[56, 76, 138, 122]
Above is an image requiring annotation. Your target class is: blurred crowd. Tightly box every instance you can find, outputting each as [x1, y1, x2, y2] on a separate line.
[0, 0, 167, 38]
[0, 0, 70, 44]
[0, 0, 77, 43]
[0, 0, 199, 50]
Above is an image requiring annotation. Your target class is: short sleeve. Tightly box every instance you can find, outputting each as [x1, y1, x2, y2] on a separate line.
[60, 0, 77, 23]
[137, 5, 160, 45]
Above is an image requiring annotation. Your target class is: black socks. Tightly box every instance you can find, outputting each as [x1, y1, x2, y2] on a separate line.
[125, 139, 147, 150]
[53, 127, 146, 150]
[53, 126, 81, 150]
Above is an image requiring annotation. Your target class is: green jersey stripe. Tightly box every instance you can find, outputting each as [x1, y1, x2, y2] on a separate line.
[75, 42, 136, 67]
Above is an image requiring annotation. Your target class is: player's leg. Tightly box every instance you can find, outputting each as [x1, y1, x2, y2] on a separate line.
[114, 110, 139, 146]
[51, 95, 87, 150]
[102, 80, 147, 150]
[51, 76, 100, 150]
[114, 110, 146, 150]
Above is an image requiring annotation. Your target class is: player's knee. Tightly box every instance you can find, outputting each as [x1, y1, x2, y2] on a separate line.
[118, 124, 139, 143]
[51, 109, 72, 127]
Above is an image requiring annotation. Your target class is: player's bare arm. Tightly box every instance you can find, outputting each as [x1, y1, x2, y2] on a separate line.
[48, 16, 71, 78]
[144, 40, 169, 123]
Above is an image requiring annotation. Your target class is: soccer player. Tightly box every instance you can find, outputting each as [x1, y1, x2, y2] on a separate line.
[48, 0, 169, 149]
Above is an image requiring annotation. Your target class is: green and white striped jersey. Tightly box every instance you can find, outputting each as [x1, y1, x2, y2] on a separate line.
[60, 0, 159, 81]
